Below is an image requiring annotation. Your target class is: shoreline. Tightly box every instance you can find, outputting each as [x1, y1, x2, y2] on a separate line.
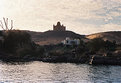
[0, 54, 121, 66]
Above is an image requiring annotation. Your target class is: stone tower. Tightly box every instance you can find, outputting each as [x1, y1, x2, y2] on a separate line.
[53, 22, 66, 31]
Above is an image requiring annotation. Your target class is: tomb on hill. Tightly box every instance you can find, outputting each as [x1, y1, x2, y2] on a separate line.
[53, 22, 66, 31]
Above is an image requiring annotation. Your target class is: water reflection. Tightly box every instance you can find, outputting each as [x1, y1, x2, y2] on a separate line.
[0, 61, 120, 82]
[88, 65, 111, 82]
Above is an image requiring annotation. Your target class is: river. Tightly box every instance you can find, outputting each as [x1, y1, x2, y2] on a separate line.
[0, 61, 121, 83]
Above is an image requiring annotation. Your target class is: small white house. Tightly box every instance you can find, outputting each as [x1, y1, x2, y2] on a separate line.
[62, 37, 80, 45]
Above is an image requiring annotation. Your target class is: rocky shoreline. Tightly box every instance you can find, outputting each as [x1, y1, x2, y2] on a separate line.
[0, 51, 121, 66]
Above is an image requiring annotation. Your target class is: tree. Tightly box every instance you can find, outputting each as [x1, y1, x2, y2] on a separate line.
[0, 17, 13, 31]
[76, 39, 87, 54]
[3, 30, 32, 53]
[87, 38, 105, 52]
[105, 40, 116, 51]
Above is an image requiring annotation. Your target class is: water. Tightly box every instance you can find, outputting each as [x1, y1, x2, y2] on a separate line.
[0, 61, 121, 83]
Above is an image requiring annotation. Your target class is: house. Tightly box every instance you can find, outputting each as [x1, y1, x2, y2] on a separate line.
[62, 37, 80, 45]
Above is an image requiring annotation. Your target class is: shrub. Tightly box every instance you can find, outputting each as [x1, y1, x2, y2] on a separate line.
[87, 38, 105, 52]
[87, 38, 117, 53]
[2, 30, 32, 53]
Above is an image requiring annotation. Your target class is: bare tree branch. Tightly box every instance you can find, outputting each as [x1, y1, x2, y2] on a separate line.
[3, 17, 8, 30]
[10, 20, 13, 30]
[0, 17, 14, 31]
[6, 18, 8, 30]
[0, 20, 5, 30]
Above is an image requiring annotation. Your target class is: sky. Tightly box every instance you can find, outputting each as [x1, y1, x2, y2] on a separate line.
[0, 0, 121, 35]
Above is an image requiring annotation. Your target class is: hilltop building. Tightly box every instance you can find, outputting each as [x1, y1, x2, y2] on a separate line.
[53, 22, 66, 31]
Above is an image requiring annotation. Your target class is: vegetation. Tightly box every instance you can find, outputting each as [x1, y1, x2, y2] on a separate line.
[87, 38, 116, 53]
[3, 30, 31, 53]
[0, 30, 120, 65]
[0, 30, 45, 61]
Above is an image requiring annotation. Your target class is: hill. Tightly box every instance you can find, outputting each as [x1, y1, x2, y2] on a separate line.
[86, 31, 121, 44]
[27, 30, 85, 45]
[27, 30, 121, 45]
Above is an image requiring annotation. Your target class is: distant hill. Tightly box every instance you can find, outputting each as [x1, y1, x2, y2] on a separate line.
[27, 30, 85, 45]
[27, 30, 121, 45]
[86, 31, 121, 44]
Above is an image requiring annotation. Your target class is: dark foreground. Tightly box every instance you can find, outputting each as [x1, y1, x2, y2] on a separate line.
[0, 50, 121, 66]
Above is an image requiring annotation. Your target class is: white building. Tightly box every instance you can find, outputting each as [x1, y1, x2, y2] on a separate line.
[62, 37, 80, 45]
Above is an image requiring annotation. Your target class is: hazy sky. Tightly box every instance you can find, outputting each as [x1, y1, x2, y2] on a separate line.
[0, 0, 121, 35]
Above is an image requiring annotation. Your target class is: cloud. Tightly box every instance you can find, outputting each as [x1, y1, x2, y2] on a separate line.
[0, 0, 121, 35]
[70, 23, 121, 35]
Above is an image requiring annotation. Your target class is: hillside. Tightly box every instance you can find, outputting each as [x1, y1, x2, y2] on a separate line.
[27, 30, 85, 45]
[86, 31, 121, 44]
[27, 30, 121, 45]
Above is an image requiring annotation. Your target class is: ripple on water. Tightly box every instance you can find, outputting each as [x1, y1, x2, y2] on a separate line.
[0, 61, 120, 83]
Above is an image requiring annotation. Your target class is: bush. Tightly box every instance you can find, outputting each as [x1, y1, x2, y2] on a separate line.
[3, 30, 32, 53]
[16, 48, 32, 58]
[105, 40, 116, 51]
[87, 38, 117, 53]
[16, 45, 45, 58]
[87, 38, 105, 52]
